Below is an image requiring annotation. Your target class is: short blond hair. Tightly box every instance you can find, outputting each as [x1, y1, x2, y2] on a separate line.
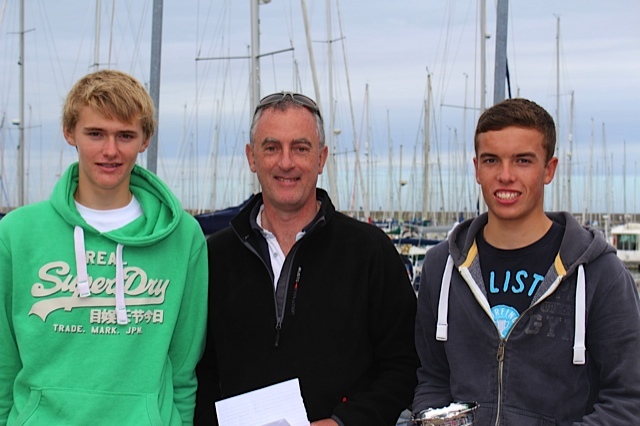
[62, 69, 156, 140]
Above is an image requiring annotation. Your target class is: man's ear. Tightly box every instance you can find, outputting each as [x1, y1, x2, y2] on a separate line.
[318, 145, 328, 174]
[245, 143, 257, 172]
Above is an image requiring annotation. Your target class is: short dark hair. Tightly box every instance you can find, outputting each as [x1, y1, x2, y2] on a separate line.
[474, 98, 556, 162]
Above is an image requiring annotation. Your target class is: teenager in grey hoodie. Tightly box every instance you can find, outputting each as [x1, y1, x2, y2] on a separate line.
[413, 98, 640, 425]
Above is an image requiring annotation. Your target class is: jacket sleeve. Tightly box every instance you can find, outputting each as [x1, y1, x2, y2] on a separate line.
[170, 228, 208, 425]
[412, 246, 454, 413]
[0, 230, 20, 425]
[333, 235, 419, 425]
[193, 321, 221, 426]
[577, 260, 640, 425]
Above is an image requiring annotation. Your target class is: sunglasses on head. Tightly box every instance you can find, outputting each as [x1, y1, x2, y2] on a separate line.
[255, 92, 322, 119]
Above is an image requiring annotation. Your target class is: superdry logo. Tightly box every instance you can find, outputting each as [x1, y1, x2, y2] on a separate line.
[29, 261, 169, 321]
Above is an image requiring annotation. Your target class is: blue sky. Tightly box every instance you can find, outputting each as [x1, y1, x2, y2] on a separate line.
[1, 0, 639, 214]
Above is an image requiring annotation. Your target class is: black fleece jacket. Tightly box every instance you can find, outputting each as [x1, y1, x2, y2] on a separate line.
[195, 189, 418, 425]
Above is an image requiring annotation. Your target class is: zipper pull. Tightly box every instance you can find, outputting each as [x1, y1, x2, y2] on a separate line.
[290, 266, 302, 316]
[274, 324, 282, 347]
[496, 340, 506, 362]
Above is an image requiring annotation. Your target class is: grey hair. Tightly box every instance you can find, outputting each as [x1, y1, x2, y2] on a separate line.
[249, 98, 325, 148]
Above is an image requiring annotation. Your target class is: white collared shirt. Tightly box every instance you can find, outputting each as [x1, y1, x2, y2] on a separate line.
[256, 204, 306, 289]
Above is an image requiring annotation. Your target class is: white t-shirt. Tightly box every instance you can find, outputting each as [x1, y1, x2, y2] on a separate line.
[75, 196, 143, 233]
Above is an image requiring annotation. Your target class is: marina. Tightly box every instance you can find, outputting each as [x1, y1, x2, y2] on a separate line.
[0, 1, 638, 217]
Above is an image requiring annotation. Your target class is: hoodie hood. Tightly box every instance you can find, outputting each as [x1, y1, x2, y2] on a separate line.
[50, 162, 183, 246]
[49, 162, 185, 324]
[447, 212, 613, 275]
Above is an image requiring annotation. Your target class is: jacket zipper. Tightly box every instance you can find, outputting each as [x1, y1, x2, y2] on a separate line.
[237, 211, 326, 348]
[236, 237, 283, 347]
[494, 339, 506, 426]
[490, 276, 564, 426]
[273, 251, 298, 347]
[274, 323, 282, 347]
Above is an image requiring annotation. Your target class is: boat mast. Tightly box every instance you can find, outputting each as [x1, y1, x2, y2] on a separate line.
[398, 144, 403, 224]
[479, 0, 486, 113]
[336, 1, 364, 218]
[624, 139, 627, 219]
[147, 0, 163, 174]
[0, 115, 3, 210]
[492, 0, 508, 104]
[365, 85, 371, 219]
[17, 0, 25, 207]
[347, 89, 367, 219]
[602, 123, 611, 222]
[325, 0, 339, 207]
[301, 0, 338, 205]
[422, 74, 431, 222]
[567, 90, 574, 213]
[462, 72, 473, 213]
[477, 0, 487, 214]
[387, 110, 393, 221]
[582, 118, 594, 225]
[300, 0, 322, 108]
[93, 0, 101, 70]
[553, 16, 561, 211]
[249, 0, 262, 194]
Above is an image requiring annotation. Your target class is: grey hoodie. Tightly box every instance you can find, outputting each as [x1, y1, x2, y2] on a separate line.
[413, 212, 640, 425]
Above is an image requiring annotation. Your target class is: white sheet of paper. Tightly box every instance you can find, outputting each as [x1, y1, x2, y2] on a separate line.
[215, 378, 310, 426]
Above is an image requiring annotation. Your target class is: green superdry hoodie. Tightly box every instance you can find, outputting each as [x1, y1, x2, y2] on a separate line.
[0, 163, 208, 426]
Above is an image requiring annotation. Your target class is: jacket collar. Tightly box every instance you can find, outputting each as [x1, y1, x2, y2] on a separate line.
[229, 188, 335, 242]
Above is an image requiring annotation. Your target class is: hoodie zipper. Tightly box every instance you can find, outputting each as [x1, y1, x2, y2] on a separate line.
[494, 339, 506, 426]
[457, 237, 568, 426]
[490, 276, 564, 426]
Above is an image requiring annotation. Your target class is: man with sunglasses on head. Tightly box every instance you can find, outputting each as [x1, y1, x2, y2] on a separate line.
[195, 92, 418, 426]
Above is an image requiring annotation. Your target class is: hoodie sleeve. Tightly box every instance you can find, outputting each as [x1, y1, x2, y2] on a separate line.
[412, 244, 455, 413]
[0, 229, 20, 425]
[170, 226, 208, 425]
[576, 258, 640, 425]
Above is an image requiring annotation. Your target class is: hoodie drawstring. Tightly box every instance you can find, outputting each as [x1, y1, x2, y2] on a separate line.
[573, 265, 586, 365]
[73, 226, 129, 325]
[114, 243, 129, 324]
[436, 255, 454, 341]
[74, 227, 91, 298]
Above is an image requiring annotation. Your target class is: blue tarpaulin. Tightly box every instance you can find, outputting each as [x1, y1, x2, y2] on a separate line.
[193, 197, 251, 236]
